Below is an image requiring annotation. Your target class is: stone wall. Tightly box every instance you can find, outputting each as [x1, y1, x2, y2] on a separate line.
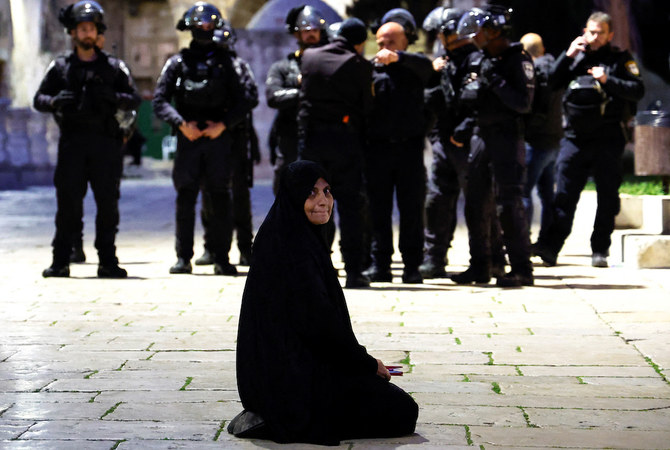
[0, 100, 58, 189]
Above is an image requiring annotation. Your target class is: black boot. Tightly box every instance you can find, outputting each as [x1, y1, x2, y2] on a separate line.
[451, 266, 490, 285]
[70, 244, 86, 263]
[345, 272, 371, 288]
[419, 260, 447, 279]
[363, 265, 392, 282]
[194, 249, 213, 266]
[214, 260, 238, 276]
[170, 258, 192, 274]
[98, 264, 128, 279]
[496, 270, 534, 287]
[402, 266, 423, 284]
[42, 264, 70, 278]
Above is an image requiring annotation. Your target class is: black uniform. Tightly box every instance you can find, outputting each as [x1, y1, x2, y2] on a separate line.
[423, 43, 504, 273]
[266, 51, 302, 194]
[200, 53, 259, 265]
[522, 53, 563, 242]
[153, 41, 250, 266]
[366, 50, 433, 275]
[298, 36, 373, 281]
[34, 47, 140, 269]
[465, 42, 535, 279]
[536, 44, 644, 260]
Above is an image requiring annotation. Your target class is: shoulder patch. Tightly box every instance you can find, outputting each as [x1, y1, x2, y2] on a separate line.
[522, 61, 535, 81]
[625, 60, 640, 76]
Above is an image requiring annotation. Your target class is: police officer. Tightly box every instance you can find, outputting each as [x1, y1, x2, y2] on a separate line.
[298, 17, 373, 288]
[534, 12, 644, 268]
[520, 33, 563, 243]
[35, 1, 140, 278]
[424, 9, 507, 283]
[421, 8, 471, 278]
[153, 2, 251, 276]
[266, 5, 327, 194]
[195, 22, 260, 267]
[451, 7, 535, 287]
[363, 9, 433, 284]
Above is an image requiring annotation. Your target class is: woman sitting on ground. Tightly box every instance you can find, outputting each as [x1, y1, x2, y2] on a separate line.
[229, 160, 418, 446]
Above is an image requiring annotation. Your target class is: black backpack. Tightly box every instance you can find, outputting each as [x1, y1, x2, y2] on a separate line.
[563, 74, 609, 133]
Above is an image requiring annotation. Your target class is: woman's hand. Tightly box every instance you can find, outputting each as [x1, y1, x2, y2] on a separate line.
[376, 359, 391, 381]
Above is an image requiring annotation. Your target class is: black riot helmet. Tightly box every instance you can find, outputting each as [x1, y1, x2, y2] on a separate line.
[285, 5, 327, 33]
[440, 8, 466, 37]
[422, 6, 445, 34]
[177, 2, 225, 31]
[481, 5, 513, 36]
[381, 8, 418, 44]
[457, 6, 512, 40]
[59, 1, 106, 33]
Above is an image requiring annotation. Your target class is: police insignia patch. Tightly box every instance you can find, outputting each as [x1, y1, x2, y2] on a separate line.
[523, 61, 535, 80]
[626, 60, 640, 76]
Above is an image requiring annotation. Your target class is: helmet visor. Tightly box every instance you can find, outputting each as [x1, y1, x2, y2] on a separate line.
[189, 4, 223, 28]
[295, 10, 326, 31]
[457, 10, 485, 40]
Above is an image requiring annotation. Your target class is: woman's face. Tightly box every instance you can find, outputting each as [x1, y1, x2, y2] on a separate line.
[304, 178, 333, 225]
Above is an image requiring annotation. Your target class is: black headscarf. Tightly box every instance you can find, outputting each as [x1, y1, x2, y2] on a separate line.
[235, 160, 377, 445]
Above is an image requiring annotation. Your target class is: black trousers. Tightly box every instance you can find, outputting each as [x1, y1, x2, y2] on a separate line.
[424, 136, 468, 265]
[52, 132, 123, 266]
[539, 126, 626, 255]
[365, 138, 426, 270]
[466, 125, 531, 274]
[173, 131, 233, 262]
[201, 128, 253, 257]
[300, 123, 367, 275]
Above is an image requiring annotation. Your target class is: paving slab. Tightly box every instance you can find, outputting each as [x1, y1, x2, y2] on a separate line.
[2, 177, 670, 448]
[469, 426, 670, 449]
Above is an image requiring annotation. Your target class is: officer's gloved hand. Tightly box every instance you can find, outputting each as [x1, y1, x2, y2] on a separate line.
[91, 84, 118, 105]
[50, 90, 77, 110]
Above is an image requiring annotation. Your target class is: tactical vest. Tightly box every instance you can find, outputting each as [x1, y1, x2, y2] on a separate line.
[176, 50, 230, 110]
[563, 74, 610, 134]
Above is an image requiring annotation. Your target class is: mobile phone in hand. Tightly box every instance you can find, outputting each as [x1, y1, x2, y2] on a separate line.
[385, 365, 403, 376]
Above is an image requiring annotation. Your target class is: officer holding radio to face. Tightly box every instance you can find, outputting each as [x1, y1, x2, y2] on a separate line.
[533, 11, 644, 268]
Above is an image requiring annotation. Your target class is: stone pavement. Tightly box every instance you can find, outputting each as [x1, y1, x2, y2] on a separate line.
[1, 170, 670, 449]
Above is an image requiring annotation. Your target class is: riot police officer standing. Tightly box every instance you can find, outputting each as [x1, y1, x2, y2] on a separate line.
[534, 12, 644, 268]
[266, 5, 327, 194]
[452, 7, 536, 287]
[153, 2, 251, 275]
[298, 17, 373, 288]
[195, 22, 260, 268]
[364, 9, 433, 284]
[35, 1, 140, 278]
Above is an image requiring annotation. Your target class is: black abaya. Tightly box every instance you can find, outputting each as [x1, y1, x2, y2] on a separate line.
[231, 161, 418, 445]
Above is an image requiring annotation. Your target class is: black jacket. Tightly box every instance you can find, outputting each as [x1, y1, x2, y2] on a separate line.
[152, 41, 250, 129]
[298, 37, 373, 133]
[34, 47, 140, 136]
[368, 50, 434, 141]
[266, 51, 302, 135]
[525, 53, 564, 149]
[550, 43, 644, 136]
[425, 43, 481, 145]
[476, 42, 535, 127]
